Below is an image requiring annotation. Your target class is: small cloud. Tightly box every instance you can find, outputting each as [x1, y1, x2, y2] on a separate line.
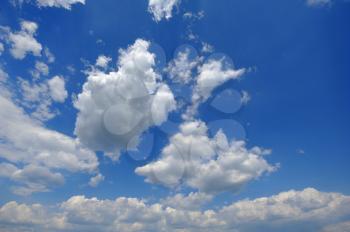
[306, 0, 332, 7]
[95, 55, 112, 69]
[201, 42, 214, 53]
[241, 91, 251, 105]
[89, 173, 105, 187]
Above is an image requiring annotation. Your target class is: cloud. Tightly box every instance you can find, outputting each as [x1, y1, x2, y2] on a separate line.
[95, 55, 112, 69]
[148, 0, 180, 22]
[183, 56, 246, 119]
[201, 42, 214, 54]
[0, 20, 42, 59]
[0, 201, 66, 231]
[0, 188, 349, 231]
[136, 120, 276, 194]
[30, 61, 49, 79]
[0, 163, 65, 196]
[322, 221, 350, 232]
[193, 58, 246, 103]
[74, 39, 176, 160]
[0, 42, 4, 55]
[0, 83, 98, 194]
[17, 75, 67, 121]
[88, 173, 104, 187]
[166, 47, 200, 84]
[44, 47, 55, 63]
[36, 0, 85, 10]
[306, 0, 332, 7]
[241, 90, 251, 105]
[160, 192, 213, 210]
[48, 76, 68, 103]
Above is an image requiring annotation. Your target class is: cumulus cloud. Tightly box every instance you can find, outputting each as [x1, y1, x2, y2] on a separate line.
[0, 20, 42, 59]
[88, 173, 104, 187]
[148, 0, 180, 22]
[161, 192, 213, 210]
[74, 39, 176, 160]
[136, 120, 276, 194]
[95, 55, 112, 69]
[0, 87, 98, 194]
[48, 76, 68, 103]
[36, 0, 85, 9]
[0, 188, 349, 231]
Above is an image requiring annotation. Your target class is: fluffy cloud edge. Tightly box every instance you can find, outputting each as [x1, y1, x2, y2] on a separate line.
[0, 188, 349, 232]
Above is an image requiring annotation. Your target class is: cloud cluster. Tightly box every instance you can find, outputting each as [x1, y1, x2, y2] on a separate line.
[0, 71, 98, 195]
[74, 39, 176, 160]
[36, 0, 85, 9]
[0, 188, 349, 232]
[166, 47, 200, 84]
[0, 20, 42, 59]
[17, 75, 68, 121]
[0, 163, 65, 195]
[136, 120, 276, 194]
[148, 0, 180, 22]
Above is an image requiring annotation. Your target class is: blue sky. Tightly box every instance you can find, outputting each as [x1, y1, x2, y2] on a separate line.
[0, 0, 350, 231]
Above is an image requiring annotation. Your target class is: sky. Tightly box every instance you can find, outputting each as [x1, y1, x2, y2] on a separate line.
[0, 0, 350, 231]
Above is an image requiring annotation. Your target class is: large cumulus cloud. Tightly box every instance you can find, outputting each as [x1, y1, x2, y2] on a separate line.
[136, 120, 277, 194]
[1, 188, 350, 232]
[74, 39, 176, 160]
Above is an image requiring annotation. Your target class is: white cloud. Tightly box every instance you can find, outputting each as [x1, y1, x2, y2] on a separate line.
[183, 57, 246, 120]
[31, 61, 49, 79]
[88, 173, 104, 187]
[36, 0, 85, 10]
[194, 58, 246, 102]
[166, 47, 200, 84]
[0, 67, 9, 83]
[241, 90, 251, 105]
[0, 42, 4, 55]
[1, 20, 42, 59]
[16, 75, 67, 121]
[201, 42, 214, 54]
[0, 163, 65, 196]
[95, 55, 112, 69]
[0, 188, 349, 231]
[0, 90, 98, 194]
[307, 0, 332, 7]
[17, 77, 56, 121]
[44, 47, 55, 63]
[74, 39, 176, 160]
[136, 120, 276, 194]
[148, 0, 180, 22]
[183, 11, 205, 20]
[0, 201, 66, 230]
[161, 192, 213, 210]
[48, 76, 68, 103]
